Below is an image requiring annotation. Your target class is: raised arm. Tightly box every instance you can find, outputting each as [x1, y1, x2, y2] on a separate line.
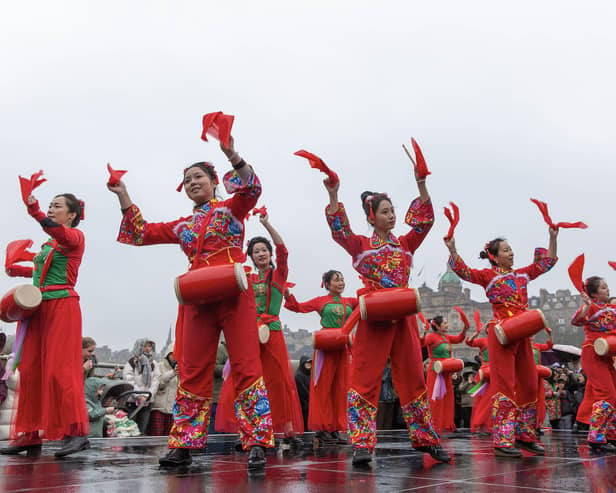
[220, 136, 262, 219]
[444, 237, 491, 287]
[519, 227, 559, 280]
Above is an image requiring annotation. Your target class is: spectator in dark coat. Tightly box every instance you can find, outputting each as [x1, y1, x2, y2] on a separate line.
[295, 355, 312, 431]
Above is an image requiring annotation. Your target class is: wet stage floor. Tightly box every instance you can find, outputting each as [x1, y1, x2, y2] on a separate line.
[1, 430, 615, 492]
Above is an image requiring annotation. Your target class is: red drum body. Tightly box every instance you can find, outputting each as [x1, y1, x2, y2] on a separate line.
[433, 358, 464, 374]
[536, 365, 552, 379]
[175, 263, 247, 305]
[0, 285, 42, 322]
[594, 336, 616, 357]
[313, 329, 352, 351]
[479, 366, 490, 382]
[359, 288, 421, 321]
[494, 309, 547, 346]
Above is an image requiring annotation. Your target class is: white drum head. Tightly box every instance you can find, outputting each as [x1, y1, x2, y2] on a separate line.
[234, 263, 248, 292]
[434, 360, 443, 373]
[14, 285, 42, 310]
[174, 276, 184, 305]
[258, 324, 270, 344]
[359, 295, 367, 321]
[594, 338, 609, 356]
[535, 308, 547, 327]
[494, 324, 508, 345]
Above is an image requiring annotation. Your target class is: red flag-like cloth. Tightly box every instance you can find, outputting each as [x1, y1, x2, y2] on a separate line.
[609, 261, 616, 271]
[473, 309, 482, 334]
[530, 198, 587, 230]
[251, 206, 268, 218]
[18, 170, 46, 203]
[443, 202, 460, 240]
[453, 306, 470, 329]
[5, 239, 35, 270]
[568, 254, 585, 294]
[201, 112, 234, 148]
[107, 163, 127, 187]
[294, 150, 339, 186]
[411, 138, 431, 178]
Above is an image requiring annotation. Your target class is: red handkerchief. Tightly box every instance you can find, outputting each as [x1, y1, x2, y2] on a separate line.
[201, 112, 235, 148]
[5, 239, 35, 269]
[294, 150, 339, 186]
[411, 138, 431, 178]
[443, 202, 460, 240]
[530, 198, 587, 230]
[18, 170, 46, 203]
[107, 163, 127, 186]
[453, 306, 470, 329]
[568, 254, 585, 293]
[251, 206, 268, 218]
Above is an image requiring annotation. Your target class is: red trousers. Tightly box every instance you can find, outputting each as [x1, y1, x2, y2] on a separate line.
[310, 345, 349, 432]
[470, 364, 491, 433]
[178, 289, 263, 398]
[487, 322, 538, 447]
[14, 297, 89, 441]
[348, 316, 439, 450]
[426, 362, 456, 433]
[170, 288, 273, 449]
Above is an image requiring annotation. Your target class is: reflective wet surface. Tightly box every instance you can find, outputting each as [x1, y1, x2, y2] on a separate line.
[1, 430, 615, 492]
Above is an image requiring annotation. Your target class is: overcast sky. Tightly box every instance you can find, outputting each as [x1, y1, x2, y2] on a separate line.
[1, 1, 614, 350]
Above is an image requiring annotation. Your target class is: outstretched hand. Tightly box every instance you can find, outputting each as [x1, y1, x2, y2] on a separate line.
[443, 236, 456, 253]
[220, 135, 236, 158]
[324, 178, 339, 193]
[107, 180, 127, 195]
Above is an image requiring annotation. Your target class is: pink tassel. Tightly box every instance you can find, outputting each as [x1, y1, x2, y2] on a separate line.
[431, 373, 447, 400]
[222, 359, 231, 381]
[3, 319, 28, 380]
[313, 349, 324, 386]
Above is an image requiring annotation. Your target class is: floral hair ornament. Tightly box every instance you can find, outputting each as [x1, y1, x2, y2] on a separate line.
[363, 194, 376, 222]
[294, 149, 339, 187]
[201, 111, 234, 148]
[530, 198, 588, 230]
[567, 253, 585, 294]
[402, 138, 431, 178]
[18, 170, 46, 204]
[106, 163, 127, 187]
[176, 162, 219, 192]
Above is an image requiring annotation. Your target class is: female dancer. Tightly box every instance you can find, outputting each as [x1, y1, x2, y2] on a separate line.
[108, 136, 274, 469]
[325, 166, 449, 465]
[465, 324, 491, 433]
[216, 213, 304, 446]
[423, 315, 467, 433]
[284, 270, 358, 445]
[444, 229, 558, 457]
[571, 276, 616, 452]
[2, 192, 89, 457]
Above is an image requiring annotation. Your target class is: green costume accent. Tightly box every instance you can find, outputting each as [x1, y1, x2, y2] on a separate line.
[33, 240, 70, 300]
[320, 296, 354, 328]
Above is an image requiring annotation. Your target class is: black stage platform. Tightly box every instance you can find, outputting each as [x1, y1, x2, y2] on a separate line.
[1, 430, 615, 492]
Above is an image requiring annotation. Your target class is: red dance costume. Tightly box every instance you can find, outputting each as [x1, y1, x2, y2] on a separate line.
[285, 293, 358, 432]
[450, 254, 556, 449]
[571, 301, 616, 445]
[216, 243, 303, 436]
[117, 168, 273, 450]
[465, 336, 491, 432]
[422, 330, 465, 433]
[532, 340, 553, 429]
[326, 198, 440, 452]
[7, 201, 88, 441]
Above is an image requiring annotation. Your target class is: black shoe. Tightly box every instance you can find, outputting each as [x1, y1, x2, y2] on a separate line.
[494, 446, 522, 458]
[332, 431, 349, 445]
[282, 436, 304, 449]
[314, 431, 337, 446]
[54, 436, 90, 458]
[588, 442, 616, 453]
[247, 445, 266, 470]
[0, 443, 42, 456]
[515, 440, 545, 455]
[414, 445, 451, 463]
[234, 439, 244, 452]
[352, 448, 372, 465]
[159, 448, 193, 467]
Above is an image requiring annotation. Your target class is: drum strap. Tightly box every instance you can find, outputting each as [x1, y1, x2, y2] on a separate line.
[190, 204, 217, 269]
[39, 240, 59, 287]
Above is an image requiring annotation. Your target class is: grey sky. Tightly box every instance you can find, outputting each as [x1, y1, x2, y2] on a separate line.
[1, 1, 614, 349]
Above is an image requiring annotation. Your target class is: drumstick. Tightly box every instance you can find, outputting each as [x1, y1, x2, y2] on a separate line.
[402, 144, 417, 167]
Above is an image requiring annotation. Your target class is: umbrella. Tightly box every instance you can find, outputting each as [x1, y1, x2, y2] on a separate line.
[552, 344, 581, 357]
